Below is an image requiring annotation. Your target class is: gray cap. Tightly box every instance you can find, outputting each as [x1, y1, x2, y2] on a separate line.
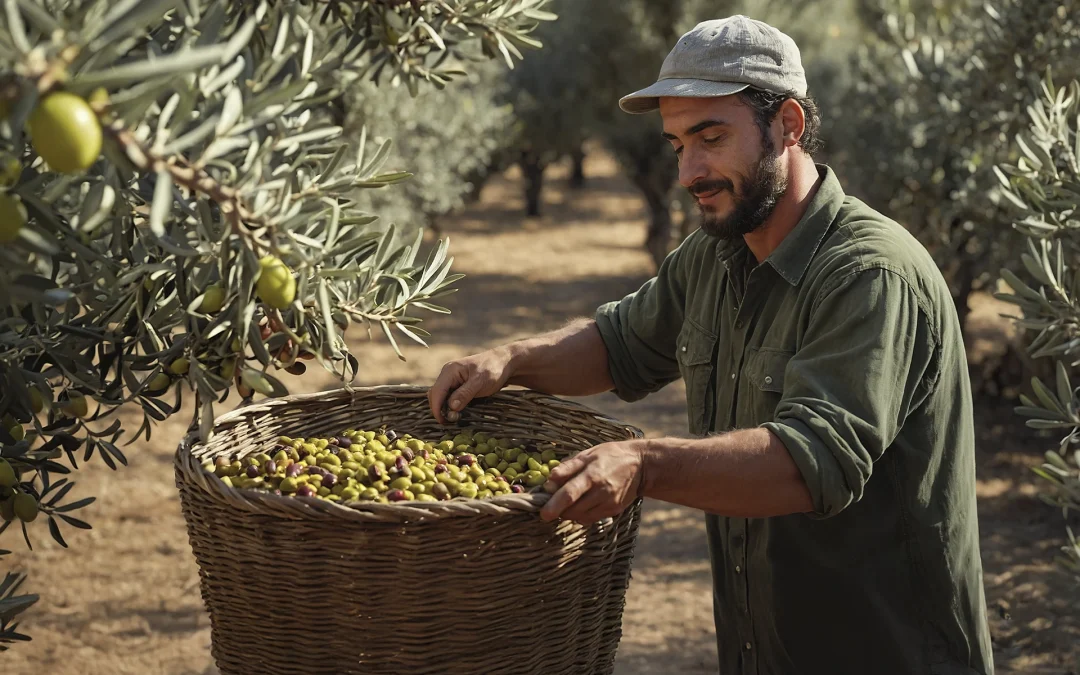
[619, 15, 807, 114]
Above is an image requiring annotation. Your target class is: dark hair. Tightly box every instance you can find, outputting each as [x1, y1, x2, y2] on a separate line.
[736, 88, 823, 157]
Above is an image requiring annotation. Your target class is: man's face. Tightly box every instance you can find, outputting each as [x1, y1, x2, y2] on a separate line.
[659, 95, 788, 241]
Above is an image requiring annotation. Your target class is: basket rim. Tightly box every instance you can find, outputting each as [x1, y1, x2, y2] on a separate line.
[174, 384, 644, 522]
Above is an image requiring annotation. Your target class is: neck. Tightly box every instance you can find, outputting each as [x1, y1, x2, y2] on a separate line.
[743, 156, 822, 264]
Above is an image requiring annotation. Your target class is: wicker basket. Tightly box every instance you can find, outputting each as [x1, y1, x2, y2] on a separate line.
[174, 385, 644, 675]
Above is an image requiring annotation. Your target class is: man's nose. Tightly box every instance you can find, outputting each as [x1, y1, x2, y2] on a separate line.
[677, 148, 707, 189]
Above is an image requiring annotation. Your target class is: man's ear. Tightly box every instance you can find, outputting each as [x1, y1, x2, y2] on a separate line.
[779, 98, 806, 149]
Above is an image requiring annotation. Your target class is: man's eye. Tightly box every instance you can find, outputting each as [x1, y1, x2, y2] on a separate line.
[674, 147, 683, 157]
[704, 136, 723, 144]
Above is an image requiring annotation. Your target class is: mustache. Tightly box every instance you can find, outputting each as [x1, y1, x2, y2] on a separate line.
[689, 179, 733, 198]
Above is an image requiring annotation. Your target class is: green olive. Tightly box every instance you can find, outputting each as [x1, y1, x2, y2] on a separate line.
[389, 476, 412, 490]
[458, 483, 478, 499]
[280, 477, 298, 492]
[0, 459, 17, 489]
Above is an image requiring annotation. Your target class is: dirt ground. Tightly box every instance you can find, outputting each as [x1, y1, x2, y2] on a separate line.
[4, 151, 1079, 675]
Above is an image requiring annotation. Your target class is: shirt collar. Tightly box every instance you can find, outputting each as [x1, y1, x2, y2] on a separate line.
[715, 164, 845, 287]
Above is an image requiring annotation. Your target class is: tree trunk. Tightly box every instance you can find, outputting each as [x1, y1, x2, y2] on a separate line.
[642, 189, 672, 271]
[568, 146, 586, 189]
[520, 151, 545, 217]
[952, 258, 975, 338]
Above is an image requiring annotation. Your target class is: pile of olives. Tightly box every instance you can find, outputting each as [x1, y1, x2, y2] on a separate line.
[201, 428, 563, 504]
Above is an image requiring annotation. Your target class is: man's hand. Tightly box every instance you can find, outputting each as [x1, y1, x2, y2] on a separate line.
[539, 440, 646, 525]
[428, 346, 515, 424]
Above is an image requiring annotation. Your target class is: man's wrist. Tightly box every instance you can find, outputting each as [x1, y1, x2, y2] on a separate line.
[500, 342, 526, 385]
[636, 437, 661, 499]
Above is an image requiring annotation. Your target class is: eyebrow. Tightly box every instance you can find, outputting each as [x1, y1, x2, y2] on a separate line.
[660, 119, 729, 141]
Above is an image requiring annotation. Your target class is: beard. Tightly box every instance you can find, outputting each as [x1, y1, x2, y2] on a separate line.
[690, 141, 788, 241]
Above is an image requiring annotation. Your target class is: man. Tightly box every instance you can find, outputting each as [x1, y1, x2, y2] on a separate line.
[427, 15, 994, 675]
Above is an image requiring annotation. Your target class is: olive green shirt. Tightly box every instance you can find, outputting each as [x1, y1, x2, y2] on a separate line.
[595, 166, 994, 674]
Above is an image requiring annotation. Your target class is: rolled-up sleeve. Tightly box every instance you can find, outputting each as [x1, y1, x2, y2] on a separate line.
[761, 267, 939, 518]
[594, 239, 690, 403]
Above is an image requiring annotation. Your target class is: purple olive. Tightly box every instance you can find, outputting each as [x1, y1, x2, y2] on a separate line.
[401, 448, 415, 461]
[394, 456, 409, 475]
[215, 456, 230, 469]
[525, 443, 538, 453]
[264, 460, 277, 475]
[511, 485, 525, 494]
[385, 430, 398, 442]
[296, 447, 310, 459]
[386, 489, 407, 502]
[322, 473, 338, 489]
[458, 454, 476, 467]
[434, 464, 448, 475]
[337, 436, 353, 448]
[431, 483, 451, 500]
[286, 463, 303, 478]
[246, 464, 260, 479]
[421, 449, 430, 460]
[296, 485, 315, 497]
[368, 464, 384, 481]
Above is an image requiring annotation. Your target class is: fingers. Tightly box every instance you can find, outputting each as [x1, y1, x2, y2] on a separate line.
[544, 452, 588, 491]
[427, 363, 468, 424]
[540, 471, 591, 522]
[556, 487, 611, 525]
[446, 376, 481, 414]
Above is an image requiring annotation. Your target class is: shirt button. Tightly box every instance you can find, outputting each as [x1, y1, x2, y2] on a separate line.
[730, 372, 736, 380]
[763, 375, 772, 385]
[735, 565, 741, 573]
[745, 642, 753, 651]
[681, 346, 687, 352]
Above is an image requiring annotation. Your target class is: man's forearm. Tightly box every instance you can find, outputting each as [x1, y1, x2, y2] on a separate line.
[504, 319, 615, 396]
[640, 429, 814, 518]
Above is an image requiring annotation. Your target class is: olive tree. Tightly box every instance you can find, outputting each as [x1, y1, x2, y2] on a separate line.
[994, 73, 1080, 582]
[344, 57, 517, 233]
[0, 0, 552, 649]
[834, 0, 1080, 332]
[502, 0, 855, 268]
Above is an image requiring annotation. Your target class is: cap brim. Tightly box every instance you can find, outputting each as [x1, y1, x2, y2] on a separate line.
[618, 79, 750, 114]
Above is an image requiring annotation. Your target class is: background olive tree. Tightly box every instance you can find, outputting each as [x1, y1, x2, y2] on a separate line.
[832, 0, 1080, 334]
[0, 0, 552, 649]
[994, 72, 1080, 583]
[497, 0, 858, 268]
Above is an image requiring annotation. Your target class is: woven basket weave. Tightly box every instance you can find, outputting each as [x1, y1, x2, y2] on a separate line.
[174, 385, 644, 675]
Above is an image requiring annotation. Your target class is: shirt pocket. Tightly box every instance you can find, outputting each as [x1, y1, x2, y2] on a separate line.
[743, 347, 793, 424]
[676, 319, 717, 436]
